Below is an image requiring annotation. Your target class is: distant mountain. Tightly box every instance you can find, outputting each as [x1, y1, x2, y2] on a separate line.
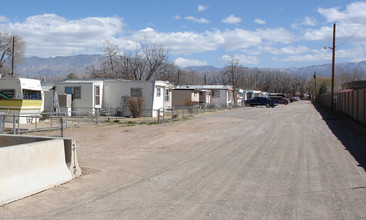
[283, 61, 366, 77]
[182, 65, 222, 73]
[16, 54, 101, 79]
[14, 54, 366, 79]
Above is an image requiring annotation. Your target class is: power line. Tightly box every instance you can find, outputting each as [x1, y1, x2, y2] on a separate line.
[337, 17, 366, 48]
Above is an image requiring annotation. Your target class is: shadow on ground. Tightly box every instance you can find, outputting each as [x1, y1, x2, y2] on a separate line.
[314, 103, 366, 172]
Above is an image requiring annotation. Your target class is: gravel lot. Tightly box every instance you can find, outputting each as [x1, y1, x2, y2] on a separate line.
[1, 101, 366, 219]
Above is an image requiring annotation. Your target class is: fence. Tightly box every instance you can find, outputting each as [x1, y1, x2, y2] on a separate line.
[0, 111, 101, 137]
[0, 104, 244, 135]
[318, 88, 366, 126]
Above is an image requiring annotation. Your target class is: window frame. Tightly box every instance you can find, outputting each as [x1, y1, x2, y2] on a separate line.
[0, 89, 15, 99]
[95, 85, 100, 105]
[131, 88, 143, 97]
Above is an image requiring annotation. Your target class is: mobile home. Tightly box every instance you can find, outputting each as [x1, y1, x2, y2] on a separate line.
[0, 77, 43, 123]
[172, 86, 200, 107]
[47, 79, 104, 114]
[176, 85, 233, 108]
[103, 80, 172, 117]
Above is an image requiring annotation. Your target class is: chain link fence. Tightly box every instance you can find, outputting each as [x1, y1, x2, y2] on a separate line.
[0, 104, 245, 136]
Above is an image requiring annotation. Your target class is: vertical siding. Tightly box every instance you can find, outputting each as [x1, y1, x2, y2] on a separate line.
[319, 89, 366, 126]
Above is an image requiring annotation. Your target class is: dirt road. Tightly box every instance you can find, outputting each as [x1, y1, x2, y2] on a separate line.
[1, 101, 366, 219]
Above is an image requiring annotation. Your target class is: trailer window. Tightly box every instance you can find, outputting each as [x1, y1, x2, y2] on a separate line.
[95, 86, 100, 105]
[131, 88, 142, 97]
[23, 90, 42, 100]
[212, 90, 220, 98]
[165, 89, 170, 102]
[65, 86, 81, 99]
[0, 89, 15, 99]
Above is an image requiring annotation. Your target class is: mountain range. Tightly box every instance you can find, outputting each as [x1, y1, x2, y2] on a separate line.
[14, 54, 366, 79]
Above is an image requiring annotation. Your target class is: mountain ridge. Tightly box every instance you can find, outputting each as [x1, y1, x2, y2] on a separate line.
[14, 54, 366, 79]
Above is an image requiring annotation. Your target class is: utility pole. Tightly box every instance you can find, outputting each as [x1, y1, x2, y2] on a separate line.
[177, 69, 180, 85]
[331, 23, 336, 111]
[313, 71, 316, 102]
[11, 36, 15, 77]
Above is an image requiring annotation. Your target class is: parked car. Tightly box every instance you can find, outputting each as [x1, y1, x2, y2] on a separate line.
[270, 96, 289, 105]
[245, 97, 276, 108]
[290, 96, 300, 102]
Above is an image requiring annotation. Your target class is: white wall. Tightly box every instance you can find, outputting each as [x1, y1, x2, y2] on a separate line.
[211, 90, 232, 108]
[103, 80, 155, 117]
[53, 81, 103, 113]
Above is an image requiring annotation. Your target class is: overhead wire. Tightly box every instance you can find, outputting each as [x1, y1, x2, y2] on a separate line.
[337, 17, 366, 48]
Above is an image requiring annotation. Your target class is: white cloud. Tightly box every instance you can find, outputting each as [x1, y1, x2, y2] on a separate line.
[130, 28, 261, 55]
[292, 17, 317, 29]
[174, 57, 208, 67]
[0, 14, 124, 57]
[255, 18, 266, 25]
[0, 16, 9, 22]
[220, 28, 261, 50]
[257, 27, 296, 44]
[173, 15, 181, 20]
[222, 54, 260, 65]
[303, 17, 317, 26]
[198, 4, 209, 12]
[222, 14, 242, 25]
[131, 28, 221, 54]
[260, 45, 310, 55]
[304, 2, 366, 42]
[184, 16, 210, 24]
[281, 52, 330, 62]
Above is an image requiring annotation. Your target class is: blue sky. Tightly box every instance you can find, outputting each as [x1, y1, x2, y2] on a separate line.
[1, 0, 366, 68]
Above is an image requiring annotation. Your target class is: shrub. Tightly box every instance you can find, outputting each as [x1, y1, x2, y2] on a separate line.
[126, 96, 144, 118]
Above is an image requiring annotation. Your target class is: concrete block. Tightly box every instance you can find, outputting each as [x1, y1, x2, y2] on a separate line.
[0, 139, 72, 206]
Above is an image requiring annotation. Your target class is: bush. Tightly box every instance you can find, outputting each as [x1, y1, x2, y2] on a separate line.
[126, 96, 144, 118]
[183, 99, 195, 106]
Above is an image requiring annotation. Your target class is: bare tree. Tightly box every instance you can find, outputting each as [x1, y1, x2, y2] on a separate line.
[336, 68, 366, 90]
[88, 39, 175, 81]
[99, 40, 121, 78]
[0, 32, 25, 77]
[168, 69, 204, 85]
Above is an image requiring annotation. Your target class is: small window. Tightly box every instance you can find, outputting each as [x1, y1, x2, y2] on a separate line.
[65, 87, 73, 95]
[0, 89, 15, 99]
[165, 89, 170, 102]
[65, 86, 81, 100]
[212, 90, 220, 98]
[131, 88, 142, 97]
[73, 87, 81, 99]
[156, 88, 161, 97]
[95, 86, 100, 105]
[23, 89, 42, 100]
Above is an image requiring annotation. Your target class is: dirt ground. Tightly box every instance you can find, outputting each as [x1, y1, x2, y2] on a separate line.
[1, 101, 366, 219]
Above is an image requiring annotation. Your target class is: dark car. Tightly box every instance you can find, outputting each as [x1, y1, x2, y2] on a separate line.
[270, 96, 289, 105]
[245, 97, 276, 108]
[290, 97, 300, 102]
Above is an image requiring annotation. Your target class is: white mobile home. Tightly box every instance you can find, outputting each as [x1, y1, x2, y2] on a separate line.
[176, 85, 233, 108]
[243, 90, 268, 101]
[103, 80, 172, 117]
[234, 89, 244, 107]
[171, 86, 200, 107]
[49, 79, 104, 114]
[0, 77, 43, 123]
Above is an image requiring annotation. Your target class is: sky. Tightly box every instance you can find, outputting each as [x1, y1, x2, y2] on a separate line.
[1, 0, 366, 69]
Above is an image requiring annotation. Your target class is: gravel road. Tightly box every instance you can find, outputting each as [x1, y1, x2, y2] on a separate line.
[1, 101, 366, 219]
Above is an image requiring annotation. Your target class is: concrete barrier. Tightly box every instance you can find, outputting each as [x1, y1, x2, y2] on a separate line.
[0, 134, 81, 178]
[0, 135, 81, 206]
